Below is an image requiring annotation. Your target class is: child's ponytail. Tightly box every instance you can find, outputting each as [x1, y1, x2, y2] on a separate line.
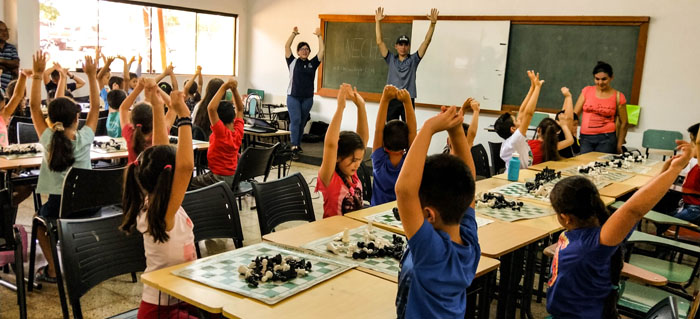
[146, 165, 173, 243]
[120, 162, 144, 233]
[538, 118, 561, 163]
[46, 97, 80, 172]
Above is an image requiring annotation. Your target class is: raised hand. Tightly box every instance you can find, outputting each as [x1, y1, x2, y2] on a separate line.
[116, 55, 127, 61]
[526, 70, 537, 85]
[348, 86, 364, 106]
[135, 77, 145, 91]
[195, 65, 202, 74]
[561, 87, 571, 97]
[469, 98, 481, 113]
[427, 8, 439, 23]
[375, 7, 386, 22]
[144, 77, 157, 89]
[338, 83, 353, 103]
[313, 27, 321, 37]
[83, 56, 97, 76]
[105, 56, 116, 65]
[20, 69, 33, 78]
[534, 72, 544, 87]
[382, 85, 398, 100]
[129, 56, 136, 64]
[425, 106, 463, 133]
[170, 90, 190, 117]
[138, 54, 142, 64]
[33, 50, 48, 74]
[226, 77, 238, 89]
[165, 63, 174, 75]
[670, 140, 693, 171]
[397, 88, 411, 103]
[292, 26, 300, 35]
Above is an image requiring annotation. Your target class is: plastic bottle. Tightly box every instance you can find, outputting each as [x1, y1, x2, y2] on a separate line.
[507, 152, 521, 181]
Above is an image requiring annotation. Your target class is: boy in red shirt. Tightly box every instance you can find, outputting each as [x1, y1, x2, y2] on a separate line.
[189, 78, 244, 189]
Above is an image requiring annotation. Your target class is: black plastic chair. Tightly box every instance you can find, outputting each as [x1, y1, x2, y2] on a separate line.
[471, 144, 492, 179]
[28, 167, 125, 318]
[356, 161, 373, 204]
[8, 116, 33, 144]
[231, 143, 279, 209]
[182, 181, 244, 255]
[252, 172, 316, 236]
[488, 141, 505, 175]
[94, 117, 107, 136]
[0, 188, 27, 319]
[644, 296, 679, 319]
[192, 125, 209, 175]
[16, 122, 38, 144]
[58, 214, 145, 319]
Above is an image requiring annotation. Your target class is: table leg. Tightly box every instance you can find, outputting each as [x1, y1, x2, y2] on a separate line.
[520, 241, 539, 319]
[496, 252, 513, 319]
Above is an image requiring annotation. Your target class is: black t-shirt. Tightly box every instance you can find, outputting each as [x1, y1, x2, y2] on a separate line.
[558, 133, 580, 158]
[45, 81, 77, 94]
[285, 55, 321, 98]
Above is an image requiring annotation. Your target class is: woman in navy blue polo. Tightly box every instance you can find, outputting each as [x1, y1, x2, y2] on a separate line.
[284, 26, 325, 156]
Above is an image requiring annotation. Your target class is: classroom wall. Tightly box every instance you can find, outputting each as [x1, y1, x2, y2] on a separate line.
[246, 0, 700, 156]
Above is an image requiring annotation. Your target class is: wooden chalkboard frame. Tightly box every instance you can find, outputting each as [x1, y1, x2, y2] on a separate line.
[317, 15, 649, 115]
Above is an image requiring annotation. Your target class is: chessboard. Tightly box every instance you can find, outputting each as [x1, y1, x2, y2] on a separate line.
[599, 154, 661, 166]
[302, 225, 403, 277]
[561, 166, 633, 183]
[475, 201, 554, 222]
[171, 243, 354, 305]
[91, 138, 126, 153]
[0, 143, 43, 159]
[365, 210, 494, 230]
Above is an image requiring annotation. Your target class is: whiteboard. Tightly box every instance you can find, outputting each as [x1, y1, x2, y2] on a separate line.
[412, 20, 510, 111]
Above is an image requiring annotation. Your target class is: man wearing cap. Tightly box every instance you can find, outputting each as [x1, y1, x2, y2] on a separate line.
[375, 7, 438, 121]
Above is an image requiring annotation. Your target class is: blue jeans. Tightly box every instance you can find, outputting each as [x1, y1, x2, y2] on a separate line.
[287, 95, 314, 146]
[580, 132, 617, 154]
[656, 204, 700, 234]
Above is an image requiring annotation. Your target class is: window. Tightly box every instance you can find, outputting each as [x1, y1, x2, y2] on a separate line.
[39, 0, 237, 75]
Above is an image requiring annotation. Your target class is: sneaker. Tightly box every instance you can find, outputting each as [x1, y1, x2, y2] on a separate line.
[297, 146, 304, 154]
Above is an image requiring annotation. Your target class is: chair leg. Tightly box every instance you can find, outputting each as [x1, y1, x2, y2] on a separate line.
[27, 220, 38, 292]
[13, 239, 27, 319]
[47, 226, 69, 319]
[131, 272, 137, 283]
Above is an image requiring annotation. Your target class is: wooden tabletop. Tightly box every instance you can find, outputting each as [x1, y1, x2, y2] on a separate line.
[263, 216, 501, 281]
[243, 129, 291, 137]
[141, 261, 397, 319]
[344, 202, 402, 234]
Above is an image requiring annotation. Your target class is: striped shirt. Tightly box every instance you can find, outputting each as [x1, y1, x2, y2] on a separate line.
[0, 42, 18, 90]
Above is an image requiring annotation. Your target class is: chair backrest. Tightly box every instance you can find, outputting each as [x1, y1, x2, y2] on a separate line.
[245, 93, 262, 118]
[356, 161, 372, 202]
[192, 125, 208, 141]
[231, 143, 279, 190]
[79, 109, 108, 119]
[529, 112, 551, 127]
[16, 122, 38, 144]
[0, 188, 18, 251]
[643, 296, 679, 319]
[487, 141, 505, 174]
[8, 116, 33, 144]
[78, 118, 86, 130]
[59, 214, 146, 318]
[181, 181, 244, 249]
[252, 172, 315, 236]
[471, 144, 492, 178]
[94, 117, 107, 136]
[247, 88, 265, 100]
[60, 167, 124, 219]
[642, 129, 684, 152]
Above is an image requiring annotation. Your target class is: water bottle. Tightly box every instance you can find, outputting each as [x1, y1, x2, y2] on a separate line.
[507, 152, 521, 181]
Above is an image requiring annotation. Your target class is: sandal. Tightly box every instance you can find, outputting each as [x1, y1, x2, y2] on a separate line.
[35, 265, 57, 284]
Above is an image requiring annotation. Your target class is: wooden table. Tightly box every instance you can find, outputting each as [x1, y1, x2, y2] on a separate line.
[243, 128, 291, 149]
[141, 261, 397, 319]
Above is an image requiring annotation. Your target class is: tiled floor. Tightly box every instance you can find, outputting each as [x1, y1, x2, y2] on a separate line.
[0, 161, 557, 318]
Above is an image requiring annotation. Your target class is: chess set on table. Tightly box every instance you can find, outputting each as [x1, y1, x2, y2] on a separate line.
[365, 208, 494, 230]
[0, 143, 43, 159]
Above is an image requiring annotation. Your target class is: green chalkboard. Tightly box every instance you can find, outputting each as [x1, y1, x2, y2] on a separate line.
[503, 24, 640, 110]
[321, 21, 412, 93]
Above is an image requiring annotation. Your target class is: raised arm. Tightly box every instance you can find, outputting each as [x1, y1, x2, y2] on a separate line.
[69, 70, 85, 89]
[319, 84, 351, 186]
[55, 63, 66, 98]
[448, 101, 476, 206]
[1, 70, 29, 122]
[396, 106, 463, 238]
[398, 88, 417, 146]
[616, 97, 628, 154]
[349, 87, 369, 146]
[145, 78, 168, 146]
[601, 141, 692, 246]
[154, 63, 173, 84]
[417, 8, 438, 58]
[30, 51, 49, 136]
[313, 28, 325, 62]
[196, 66, 203, 95]
[207, 78, 231, 128]
[119, 78, 144, 127]
[165, 90, 194, 232]
[169, 68, 179, 91]
[42, 63, 56, 85]
[82, 55, 100, 132]
[373, 85, 397, 151]
[118, 55, 129, 90]
[374, 7, 389, 58]
[183, 66, 200, 96]
[285, 27, 299, 58]
[518, 71, 542, 136]
[573, 92, 585, 119]
[556, 87, 575, 150]
[695, 124, 700, 160]
[231, 78, 245, 119]
[465, 98, 480, 149]
[97, 56, 115, 87]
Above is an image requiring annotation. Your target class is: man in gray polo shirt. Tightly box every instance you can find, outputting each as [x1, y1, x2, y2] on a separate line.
[375, 7, 438, 121]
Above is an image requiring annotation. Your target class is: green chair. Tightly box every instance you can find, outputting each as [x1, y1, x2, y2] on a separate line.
[642, 129, 683, 159]
[618, 281, 699, 318]
[247, 89, 264, 100]
[530, 112, 550, 127]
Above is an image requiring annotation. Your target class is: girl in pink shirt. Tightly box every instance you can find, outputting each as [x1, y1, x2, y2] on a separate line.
[119, 82, 198, 319]
[316, 83, 369, 218]
[574, 61, 628, 154]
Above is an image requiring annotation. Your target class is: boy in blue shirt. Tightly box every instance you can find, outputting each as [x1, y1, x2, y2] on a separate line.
[395, 103, 481, 319]
[371, 85, 416, 206]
